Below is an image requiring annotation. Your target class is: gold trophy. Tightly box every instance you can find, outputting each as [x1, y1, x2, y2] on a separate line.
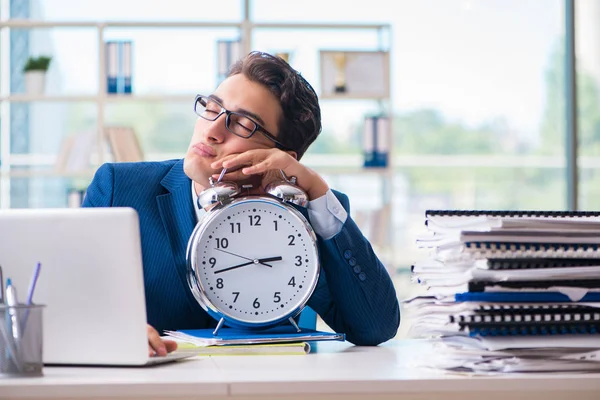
[275, 52, 290, 63]
[333, 52, 347, 93]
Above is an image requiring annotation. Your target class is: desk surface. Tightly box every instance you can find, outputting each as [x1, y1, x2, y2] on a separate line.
[1, 340, 600, 400]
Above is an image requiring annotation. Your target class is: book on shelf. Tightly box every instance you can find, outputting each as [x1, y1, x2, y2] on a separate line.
[104, 126, 144, 162]
[55, 130, 97, 173]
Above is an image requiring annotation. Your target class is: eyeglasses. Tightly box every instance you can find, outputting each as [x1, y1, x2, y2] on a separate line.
[194, 95, 288, 150]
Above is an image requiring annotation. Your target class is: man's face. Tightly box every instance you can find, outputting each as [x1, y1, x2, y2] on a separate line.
[183, 74, 283, 188]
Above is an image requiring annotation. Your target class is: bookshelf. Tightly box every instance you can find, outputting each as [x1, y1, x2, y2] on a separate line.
[0, 5, 395, 266]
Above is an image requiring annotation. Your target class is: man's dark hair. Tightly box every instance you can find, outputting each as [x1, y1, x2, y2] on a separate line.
[228, 51, 322, 160]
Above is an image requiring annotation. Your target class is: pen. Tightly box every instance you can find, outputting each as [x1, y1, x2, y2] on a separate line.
[26, 262, 41, 305]
[5, 278, 21, 344]
[21, 262, 42, 331]
[0, 265, 4, 304]
[3, 278, 23, 372]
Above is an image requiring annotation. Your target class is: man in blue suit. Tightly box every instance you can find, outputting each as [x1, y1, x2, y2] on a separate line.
[83, 51, 400, 356]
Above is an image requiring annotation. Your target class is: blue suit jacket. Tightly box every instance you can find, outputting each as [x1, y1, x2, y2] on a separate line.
[83, 159, 400, 345]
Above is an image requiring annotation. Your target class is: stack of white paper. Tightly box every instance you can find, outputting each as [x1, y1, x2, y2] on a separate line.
[406, 209, 600, 373]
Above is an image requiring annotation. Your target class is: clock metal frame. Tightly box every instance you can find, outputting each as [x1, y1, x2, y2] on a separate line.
[187, 195, 320, 334]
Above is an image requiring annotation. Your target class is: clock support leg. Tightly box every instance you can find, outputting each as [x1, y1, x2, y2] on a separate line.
[213, 317, 225, 336]
[288, 317, 301, 332]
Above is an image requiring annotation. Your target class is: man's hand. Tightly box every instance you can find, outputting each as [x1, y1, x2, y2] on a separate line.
[147, 324, 178, 357]
[210, 149, 329, 200]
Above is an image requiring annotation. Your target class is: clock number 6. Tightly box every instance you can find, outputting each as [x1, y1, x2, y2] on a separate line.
[253, 298, 261, 309]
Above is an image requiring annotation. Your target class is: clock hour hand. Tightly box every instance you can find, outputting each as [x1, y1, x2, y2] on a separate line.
[256, 256, 283, 266]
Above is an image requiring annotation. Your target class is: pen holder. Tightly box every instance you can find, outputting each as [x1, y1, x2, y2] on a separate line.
[0, 304, 45, 377]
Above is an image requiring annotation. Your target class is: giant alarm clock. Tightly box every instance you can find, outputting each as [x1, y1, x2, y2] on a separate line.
[187, 169, 320, 334]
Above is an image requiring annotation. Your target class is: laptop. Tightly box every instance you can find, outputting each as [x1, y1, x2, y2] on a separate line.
[0, 207, 193, 366]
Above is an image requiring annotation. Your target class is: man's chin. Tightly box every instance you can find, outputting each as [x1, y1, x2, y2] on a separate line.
[183, 159, 212, 187]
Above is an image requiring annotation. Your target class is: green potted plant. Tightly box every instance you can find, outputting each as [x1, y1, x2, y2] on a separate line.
[23, 55, 52, 94]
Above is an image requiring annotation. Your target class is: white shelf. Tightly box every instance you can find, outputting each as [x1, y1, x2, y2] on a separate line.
[105, 94, 196, 102]
[319, 94, 389, 101]
[0, 94, 199, 102]
[1, 168, 96, 178]
[0, 19, 242, 29]
[0, 19, 389, 30]
[0, 95, 97, 102]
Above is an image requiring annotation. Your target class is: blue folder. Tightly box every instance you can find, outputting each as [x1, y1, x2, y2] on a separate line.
[176, 325, 345, 345]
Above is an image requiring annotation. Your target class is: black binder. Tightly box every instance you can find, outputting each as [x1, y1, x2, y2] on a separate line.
[449, 304, 600, 337]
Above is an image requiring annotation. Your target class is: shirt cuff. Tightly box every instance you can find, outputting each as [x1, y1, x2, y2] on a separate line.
[307, 189, 348, 240]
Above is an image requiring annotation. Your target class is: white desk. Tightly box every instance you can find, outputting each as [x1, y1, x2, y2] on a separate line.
[1, 340, 599, 400]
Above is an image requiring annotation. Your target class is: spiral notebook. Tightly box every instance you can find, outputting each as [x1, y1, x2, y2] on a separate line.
[444, 242, 600, 260]
[425, 209, 600, 233]
[426, 210, 600, 218]
[483, 258, 600, 270]
[449, 303, 600, 337]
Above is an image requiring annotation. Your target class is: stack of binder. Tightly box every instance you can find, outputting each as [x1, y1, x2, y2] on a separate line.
[406, 210, 600, 373]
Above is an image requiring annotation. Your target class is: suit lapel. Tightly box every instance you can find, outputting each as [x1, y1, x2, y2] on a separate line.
[156, 160, 196, 289]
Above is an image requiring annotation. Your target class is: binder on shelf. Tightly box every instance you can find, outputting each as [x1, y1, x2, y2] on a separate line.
[363, 115, 390, 168]
[105, 40, 133, 94]
[122, 41, 132, 93]
[106, 41, 118, 94]
[216, 39, 241, 85]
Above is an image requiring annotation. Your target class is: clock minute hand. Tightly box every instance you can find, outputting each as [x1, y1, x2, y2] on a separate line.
[214, 260, 254, 275]
[213, 257, 280, 275]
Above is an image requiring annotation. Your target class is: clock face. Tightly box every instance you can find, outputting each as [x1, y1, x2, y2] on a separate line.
[189, 197, 319, 325]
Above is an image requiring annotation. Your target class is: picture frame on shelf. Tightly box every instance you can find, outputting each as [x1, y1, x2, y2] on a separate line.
[319, 50, 389, 99]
